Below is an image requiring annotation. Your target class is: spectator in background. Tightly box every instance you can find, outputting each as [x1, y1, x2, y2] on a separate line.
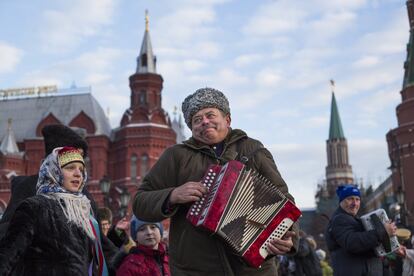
[293, 231, 322, 276]
[98, 207, 113, 236]
[325, 185, 397, 276]
[315, 249, 333, 276]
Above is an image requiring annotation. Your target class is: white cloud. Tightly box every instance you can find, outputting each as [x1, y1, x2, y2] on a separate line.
[268, 142, 326, 208]
[352, 55, 380, 68]
[356, 7, 407, 56]
[0, 42, 23, 74]
[355, 88, 400, 127]
[348, 138, 391, 188]
[40, 0, 116, 53]
[243, 1, 307, 36]
[303, 116, 329, 128]
[255, 68, 282, 87]
[19, 47, 121, 89]
[234, 54, 262, 67]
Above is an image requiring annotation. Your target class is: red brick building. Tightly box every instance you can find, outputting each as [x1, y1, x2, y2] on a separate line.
[0, 18, 182, 220]
[386, 0, 414, 227]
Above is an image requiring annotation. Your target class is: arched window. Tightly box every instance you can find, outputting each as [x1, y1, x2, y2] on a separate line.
[131, 154, 138, 182]
[141, 54, 148, 67]
[140, 154, 149, 179]
[139, 90, 147, 105]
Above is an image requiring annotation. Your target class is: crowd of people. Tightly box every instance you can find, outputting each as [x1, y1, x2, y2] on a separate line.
[0, 87, 411, 275]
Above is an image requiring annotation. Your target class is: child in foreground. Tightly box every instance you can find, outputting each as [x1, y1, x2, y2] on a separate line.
[116, 216, 169, 276]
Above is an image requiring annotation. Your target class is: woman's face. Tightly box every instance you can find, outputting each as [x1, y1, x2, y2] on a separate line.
[62, 161, 85, 193]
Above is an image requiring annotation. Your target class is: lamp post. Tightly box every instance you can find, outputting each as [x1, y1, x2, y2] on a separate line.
[119, 188, 131, 218]
[390, 132, 407, 226]
[99, 176, 111, 208]
[396, 186, 406, 226]
[389, 202, 401, 225]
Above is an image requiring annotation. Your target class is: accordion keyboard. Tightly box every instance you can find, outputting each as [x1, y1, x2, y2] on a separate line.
[259, 218, 294, 258]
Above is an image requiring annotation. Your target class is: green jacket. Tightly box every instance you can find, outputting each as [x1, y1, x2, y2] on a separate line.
[134, 129, 299, 276]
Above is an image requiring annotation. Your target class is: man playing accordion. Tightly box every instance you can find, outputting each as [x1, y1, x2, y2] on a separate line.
[325, 185, 397, 276]
[134, 87, 299, 275]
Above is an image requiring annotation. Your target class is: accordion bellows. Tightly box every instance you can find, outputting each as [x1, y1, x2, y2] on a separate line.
[186, 160, 301, 268]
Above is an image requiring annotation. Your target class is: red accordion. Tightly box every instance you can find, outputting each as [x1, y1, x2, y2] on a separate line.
[186, 160, 301, 268]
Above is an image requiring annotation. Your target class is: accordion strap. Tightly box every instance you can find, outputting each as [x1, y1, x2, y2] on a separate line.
[235, 137, 265, 165]
[198, 137, 265, 166]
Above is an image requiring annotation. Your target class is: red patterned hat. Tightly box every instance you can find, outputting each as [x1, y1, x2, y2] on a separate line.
[58, 146, 84, 168]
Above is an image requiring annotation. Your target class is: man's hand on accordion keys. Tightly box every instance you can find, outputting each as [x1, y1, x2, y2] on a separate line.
[170, 181, 208, 204]
[266, 230, 295, 255]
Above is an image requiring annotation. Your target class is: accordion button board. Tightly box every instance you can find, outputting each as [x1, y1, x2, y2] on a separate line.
[259, 217, 293, 258]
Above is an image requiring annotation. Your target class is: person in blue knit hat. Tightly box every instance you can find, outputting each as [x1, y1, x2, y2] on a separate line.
[325, 184, 397, 276]
[116, 216, 169, 276]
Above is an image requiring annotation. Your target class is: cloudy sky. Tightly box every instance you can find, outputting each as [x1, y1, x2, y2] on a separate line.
[0, 0, 408, 208]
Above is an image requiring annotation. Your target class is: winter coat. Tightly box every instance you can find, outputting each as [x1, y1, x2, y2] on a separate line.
[116, 243, 170, 276]
[0, 195, 93, 275]
[325, 206, 385, 276]
[293, 238, 322, 276]
[0, 174, 118, 275]
[134, 128, 299, 276]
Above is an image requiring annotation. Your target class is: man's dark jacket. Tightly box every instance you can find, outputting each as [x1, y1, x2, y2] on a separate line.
[325, 206, 385, 276]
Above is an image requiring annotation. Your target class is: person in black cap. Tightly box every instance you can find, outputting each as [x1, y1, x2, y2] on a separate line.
[325, 184, 397, 276]
[134, 87, 298, 276]
[0, 147, 108, 274]
[0, 124, 89, 228]
[0, 124, 118, 275]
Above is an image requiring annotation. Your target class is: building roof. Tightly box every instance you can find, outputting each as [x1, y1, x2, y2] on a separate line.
[0, 87, 112, 142]
[329, 92, 345, 139]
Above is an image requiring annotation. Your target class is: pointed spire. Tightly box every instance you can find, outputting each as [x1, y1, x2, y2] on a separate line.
[328, 81, 345, 139]
[0, 118, 20, 154]
[136, 10, 157, 74]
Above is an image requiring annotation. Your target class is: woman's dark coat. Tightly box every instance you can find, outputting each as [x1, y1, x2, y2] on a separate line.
[0, 195, 93, 275]
[0, 174, 118, 275]
[325, 206, 385, 276]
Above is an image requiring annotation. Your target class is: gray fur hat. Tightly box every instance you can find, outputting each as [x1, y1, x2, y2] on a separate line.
[181, 87, 230, 129]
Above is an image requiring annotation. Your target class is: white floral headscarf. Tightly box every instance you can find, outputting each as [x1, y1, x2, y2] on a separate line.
[36, 147, 95, 240]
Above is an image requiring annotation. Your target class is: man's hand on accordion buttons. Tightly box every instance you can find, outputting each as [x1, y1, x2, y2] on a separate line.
[170, 181, 208, 204]
[266, 230, 295, 255]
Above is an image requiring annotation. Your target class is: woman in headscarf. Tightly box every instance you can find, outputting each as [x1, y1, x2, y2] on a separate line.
[0, 146, 108, 275]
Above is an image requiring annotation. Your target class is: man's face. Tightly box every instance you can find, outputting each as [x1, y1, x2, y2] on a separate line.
[340, 195, 360, 216]
[191, 107, 231, 145]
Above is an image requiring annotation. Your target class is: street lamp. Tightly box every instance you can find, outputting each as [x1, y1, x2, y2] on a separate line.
[99, 176, 111, 208]
[119, 188, 131, 218]
[389, 132, 407, 226]
[396, 186, 406, 226]
[389, 202, 401, 225]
